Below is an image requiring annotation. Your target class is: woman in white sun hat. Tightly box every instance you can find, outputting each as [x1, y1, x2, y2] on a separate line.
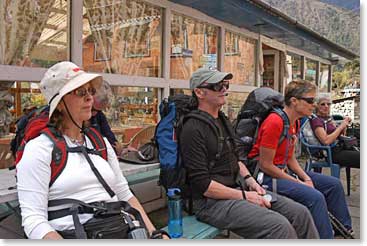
[16, 61, 165, 239]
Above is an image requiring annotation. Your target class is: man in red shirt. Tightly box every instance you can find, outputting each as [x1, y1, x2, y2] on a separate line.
[248, 80, 352, 239]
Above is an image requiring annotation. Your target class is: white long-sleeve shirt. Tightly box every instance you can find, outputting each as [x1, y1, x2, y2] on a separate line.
[16, 134, 134, 239]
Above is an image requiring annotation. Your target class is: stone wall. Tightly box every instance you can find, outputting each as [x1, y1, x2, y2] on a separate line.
[331, 96, 360, 123]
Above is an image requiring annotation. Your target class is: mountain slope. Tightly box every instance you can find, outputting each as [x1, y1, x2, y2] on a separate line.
[261, 0, 360, 54]
[318, 0, 360, 12]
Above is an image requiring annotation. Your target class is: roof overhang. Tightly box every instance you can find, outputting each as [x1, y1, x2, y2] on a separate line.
[168, 0, 359, 61]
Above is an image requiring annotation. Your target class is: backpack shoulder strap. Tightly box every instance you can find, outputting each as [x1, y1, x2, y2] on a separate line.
[41, 127, 68, 187]
[272, 108, 290, 145]
[83, 127, 108, 161]
[184, 110, 223, 162]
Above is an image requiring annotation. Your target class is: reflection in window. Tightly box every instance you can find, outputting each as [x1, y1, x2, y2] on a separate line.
[319, 64, 329, 92]
[290, 54, 302, 80]
[170, 88, 192, 96]
[83, 0, 162, 77]
[306, 59, 317, 82]
[0, 0, 68, 67]
[225, 32, 239, 55]
[170, 14, 218, 80]
[9, 82, 46, 119]
[224, 31, 256, 86]
[223, 92, 249, 122]
[170, 89, 248, 122]
[105, 86, 158, 141]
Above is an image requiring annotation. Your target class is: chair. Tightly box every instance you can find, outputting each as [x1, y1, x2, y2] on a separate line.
[299, 123, 352, 195]
[122, 125, 156, 150]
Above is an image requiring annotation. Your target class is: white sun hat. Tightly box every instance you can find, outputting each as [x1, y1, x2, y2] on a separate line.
[40, 61, 102, 118]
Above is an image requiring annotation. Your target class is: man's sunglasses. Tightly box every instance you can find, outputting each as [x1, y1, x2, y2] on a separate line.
[197, 80, 229, 92]
[69, 87, 97, 97]
[297, 97, 315, 104]
[320, 102, 332, 107]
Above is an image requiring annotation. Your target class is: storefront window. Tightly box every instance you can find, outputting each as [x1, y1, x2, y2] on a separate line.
[170, 14, 218, 80]
[319, 63, 329, 92]
[170, 89, 248, 122]
[105, 86, 158, 142]
[224, 31, 256, 86]
[0, 0, 68, 67]
[290, 54, 302, 80]
[4, 82, 45, 121]
[170, 88, 192, 96]
[305, 59, 317, 82]
[82, 0, 162, 77]
[223, 92, 249, 122]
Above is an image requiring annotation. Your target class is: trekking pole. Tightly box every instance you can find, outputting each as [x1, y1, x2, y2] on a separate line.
[328, 212, 354, 239]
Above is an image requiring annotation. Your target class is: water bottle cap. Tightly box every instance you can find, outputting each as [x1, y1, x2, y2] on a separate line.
[167, 188, 181, 197]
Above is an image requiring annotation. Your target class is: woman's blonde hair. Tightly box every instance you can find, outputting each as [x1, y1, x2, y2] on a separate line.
[284, 79, 317, 106]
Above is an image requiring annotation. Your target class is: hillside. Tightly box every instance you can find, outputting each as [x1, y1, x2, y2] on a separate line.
[261, 0, 360, 54]
[318, 0, 360, 12]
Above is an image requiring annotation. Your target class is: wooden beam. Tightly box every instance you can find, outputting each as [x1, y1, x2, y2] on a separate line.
[9, 88, 41, 94]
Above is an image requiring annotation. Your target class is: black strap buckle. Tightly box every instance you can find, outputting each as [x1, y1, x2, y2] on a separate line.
[150, 229, 171, 239]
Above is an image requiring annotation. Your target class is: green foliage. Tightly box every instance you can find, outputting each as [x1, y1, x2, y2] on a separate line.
[332, 59, 360, 96]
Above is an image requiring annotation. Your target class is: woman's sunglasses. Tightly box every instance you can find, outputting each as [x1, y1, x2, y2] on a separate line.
[297, 97, 315, 104]
[69, 87, 97, 97]
[197, 80, 230, 92]
[320, 102, 332, 107]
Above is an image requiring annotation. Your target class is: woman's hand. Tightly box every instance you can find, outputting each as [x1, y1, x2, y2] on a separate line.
[245, 191, 271, 208]
[340, 117, 351, 129]
[300, 178, 314, 188]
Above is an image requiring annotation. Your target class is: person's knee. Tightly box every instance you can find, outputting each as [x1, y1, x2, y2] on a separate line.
[308, 189, 326, 206]
[329, 176, 344, 191]
[266, 214, 298, 239]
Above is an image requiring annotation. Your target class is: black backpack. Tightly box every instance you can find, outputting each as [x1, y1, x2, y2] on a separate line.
[233, 87, 290, 176]
[10, 106, 48, 159]
[155, 94, 235, 213]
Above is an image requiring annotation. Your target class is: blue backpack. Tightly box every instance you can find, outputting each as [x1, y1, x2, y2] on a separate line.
[155, 94, 234, 210]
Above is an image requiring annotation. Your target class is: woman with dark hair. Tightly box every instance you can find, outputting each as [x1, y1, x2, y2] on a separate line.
[311, 93, 359, 169]
[248, 80, 353, 238]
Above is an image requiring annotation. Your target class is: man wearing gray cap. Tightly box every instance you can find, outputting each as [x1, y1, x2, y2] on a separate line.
[179, 68, 319, 238]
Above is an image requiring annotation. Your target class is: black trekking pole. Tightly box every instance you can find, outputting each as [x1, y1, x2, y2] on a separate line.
[328, 212, 354, 239]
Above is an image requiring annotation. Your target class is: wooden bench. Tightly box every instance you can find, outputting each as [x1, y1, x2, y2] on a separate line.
[125, 168, 160, 186]
[124, 168, 221, 239]
[161, 216, 221, 239]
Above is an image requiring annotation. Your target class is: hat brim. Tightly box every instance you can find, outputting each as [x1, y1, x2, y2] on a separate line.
[206, 72, 233, 84]
[48, 73, 103, 118]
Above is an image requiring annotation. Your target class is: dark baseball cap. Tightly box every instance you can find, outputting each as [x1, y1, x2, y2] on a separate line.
[190, 67, 233, 89]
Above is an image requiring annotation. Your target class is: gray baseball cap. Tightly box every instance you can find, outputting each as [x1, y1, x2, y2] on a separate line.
[190, 68, 233, 89]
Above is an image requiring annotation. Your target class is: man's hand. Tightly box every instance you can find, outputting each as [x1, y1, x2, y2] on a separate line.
[245, 191, 271, 208]
[245, 176, 266, 195]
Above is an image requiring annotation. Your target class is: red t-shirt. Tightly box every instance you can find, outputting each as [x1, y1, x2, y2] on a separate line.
[248, 113, 298, 165]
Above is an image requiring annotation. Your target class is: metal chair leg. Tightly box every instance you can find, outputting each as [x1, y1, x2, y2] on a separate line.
[346, 167, 351, 196]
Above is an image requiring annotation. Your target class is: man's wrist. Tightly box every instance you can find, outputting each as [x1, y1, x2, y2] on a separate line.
[241, 190, 246, 200]
[243, 174, 252, 180]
